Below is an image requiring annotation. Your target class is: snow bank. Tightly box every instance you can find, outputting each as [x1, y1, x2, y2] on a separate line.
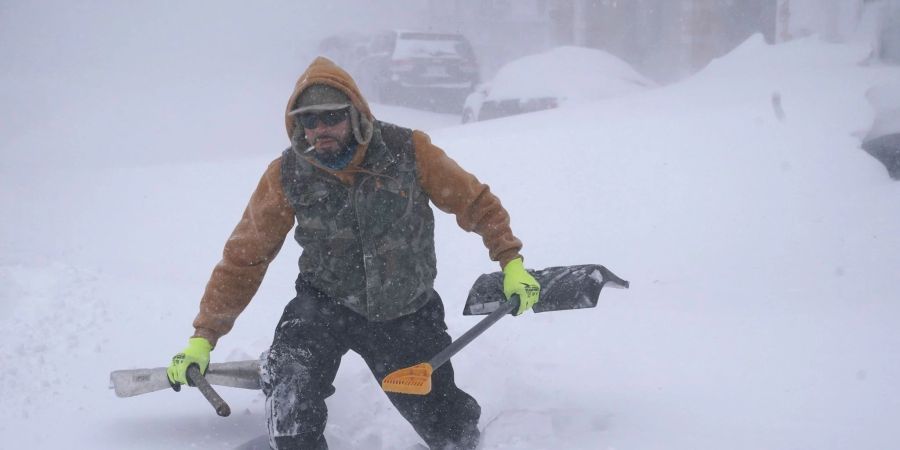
[485, 46, 655, 103]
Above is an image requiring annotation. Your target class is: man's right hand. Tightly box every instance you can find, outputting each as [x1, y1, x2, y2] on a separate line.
[502, 258, 541, 315]
[166, 337, 213, 388]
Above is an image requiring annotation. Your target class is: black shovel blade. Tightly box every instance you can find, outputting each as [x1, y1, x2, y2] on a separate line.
[463, 264, 629, 316]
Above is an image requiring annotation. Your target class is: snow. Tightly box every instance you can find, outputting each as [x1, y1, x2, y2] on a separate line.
[866, 79, 900, 140]
[392, 32, 470, 60]
[484, 46, 656, 104]
[2, 32, 900, 450]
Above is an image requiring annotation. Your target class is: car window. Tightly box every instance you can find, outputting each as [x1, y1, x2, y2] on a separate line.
[394, 33, 473, 60]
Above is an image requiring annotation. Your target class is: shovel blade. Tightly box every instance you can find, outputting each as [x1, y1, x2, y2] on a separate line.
[110, 359, 261, 398]
[110, 366, 173, 397]
[464, 264, 628, 316]
[381, 363, 433, 395]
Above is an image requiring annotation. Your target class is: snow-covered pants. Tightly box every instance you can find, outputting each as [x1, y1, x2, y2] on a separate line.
[261, 278, 481, 450]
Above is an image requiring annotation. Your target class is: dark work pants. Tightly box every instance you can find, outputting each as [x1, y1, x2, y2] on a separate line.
[261, 279, 481, 450]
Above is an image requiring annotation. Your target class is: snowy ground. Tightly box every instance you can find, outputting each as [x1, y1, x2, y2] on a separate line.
[2, 36, 899, 449]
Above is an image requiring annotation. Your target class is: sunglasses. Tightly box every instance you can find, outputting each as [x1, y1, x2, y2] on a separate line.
[298, 108, 349, 129]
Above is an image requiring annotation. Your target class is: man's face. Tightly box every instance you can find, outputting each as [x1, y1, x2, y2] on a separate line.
[300, 108, 352, 155]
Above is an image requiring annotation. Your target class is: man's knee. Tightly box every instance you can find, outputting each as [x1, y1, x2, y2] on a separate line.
[262, 346, 311, 390]
[261, 346, 336, 399]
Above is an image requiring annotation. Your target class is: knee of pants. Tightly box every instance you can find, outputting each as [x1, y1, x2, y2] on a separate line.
[460, 395, 482, 423]
[260, 346, 336, 397]
[261, 346, 304, 389]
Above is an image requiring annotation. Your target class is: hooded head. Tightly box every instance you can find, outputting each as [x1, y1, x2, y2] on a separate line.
[286, 57, 374, 170]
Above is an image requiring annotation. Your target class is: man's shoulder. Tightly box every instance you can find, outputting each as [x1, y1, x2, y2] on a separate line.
[267, 154, 285, 171]
[376, 120, 415, 149]
[376, 119, 412, 135]
[374, 118, 401, 129]
[261, 154, 287, 182]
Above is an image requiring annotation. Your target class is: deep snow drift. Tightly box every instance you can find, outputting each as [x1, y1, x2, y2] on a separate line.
[1, 36, 899, 449]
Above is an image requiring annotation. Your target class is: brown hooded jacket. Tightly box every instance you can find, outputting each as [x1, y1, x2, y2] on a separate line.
[192, 57, 523, 346]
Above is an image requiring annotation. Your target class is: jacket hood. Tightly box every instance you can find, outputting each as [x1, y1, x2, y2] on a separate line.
[285, 57, 374, 160]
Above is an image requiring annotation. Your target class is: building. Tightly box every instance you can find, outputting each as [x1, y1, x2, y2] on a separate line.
[421, 0, 875, 83]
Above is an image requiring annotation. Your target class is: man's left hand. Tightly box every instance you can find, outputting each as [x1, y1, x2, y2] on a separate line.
[502, 258, 541, 315]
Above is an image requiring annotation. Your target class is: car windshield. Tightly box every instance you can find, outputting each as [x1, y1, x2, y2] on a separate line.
[394, 33, 472, 59]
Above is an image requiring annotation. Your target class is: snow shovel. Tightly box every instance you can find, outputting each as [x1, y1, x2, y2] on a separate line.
[381, 264, 628, 395]
[109, 359, 261, 417]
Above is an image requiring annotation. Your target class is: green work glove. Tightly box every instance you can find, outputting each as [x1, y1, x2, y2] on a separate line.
[502, 258, 541, 315]
[166, 337, 212, 388]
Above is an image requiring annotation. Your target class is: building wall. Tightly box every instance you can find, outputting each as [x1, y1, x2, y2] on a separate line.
[575, 0, 777, 82]
[419, 0, 872, 84]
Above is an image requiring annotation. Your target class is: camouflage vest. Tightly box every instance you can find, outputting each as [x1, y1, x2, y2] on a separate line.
[280, 122, 437, 321]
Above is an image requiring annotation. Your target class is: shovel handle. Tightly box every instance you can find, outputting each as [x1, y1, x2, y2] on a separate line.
[428, 295, 519, 371]
[186, 364, 231, 417]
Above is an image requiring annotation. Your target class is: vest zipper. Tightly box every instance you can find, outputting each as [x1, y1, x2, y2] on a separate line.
[354, 174, 381, 319]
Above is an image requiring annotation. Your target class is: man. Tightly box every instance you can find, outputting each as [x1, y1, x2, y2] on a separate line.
[166, 57, 541, 450]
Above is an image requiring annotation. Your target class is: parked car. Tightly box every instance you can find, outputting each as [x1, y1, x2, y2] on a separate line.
[356, 30, 480, 113]
[462, 46, 655, 123]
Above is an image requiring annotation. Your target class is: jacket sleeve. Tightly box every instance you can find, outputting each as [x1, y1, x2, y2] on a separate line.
[413, 130, 523, 268]
[192, 157, 295, 347]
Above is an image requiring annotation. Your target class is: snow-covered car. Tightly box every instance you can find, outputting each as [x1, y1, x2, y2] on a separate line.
[462, 46, 655, 123]
[357, 30, 480, 112]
